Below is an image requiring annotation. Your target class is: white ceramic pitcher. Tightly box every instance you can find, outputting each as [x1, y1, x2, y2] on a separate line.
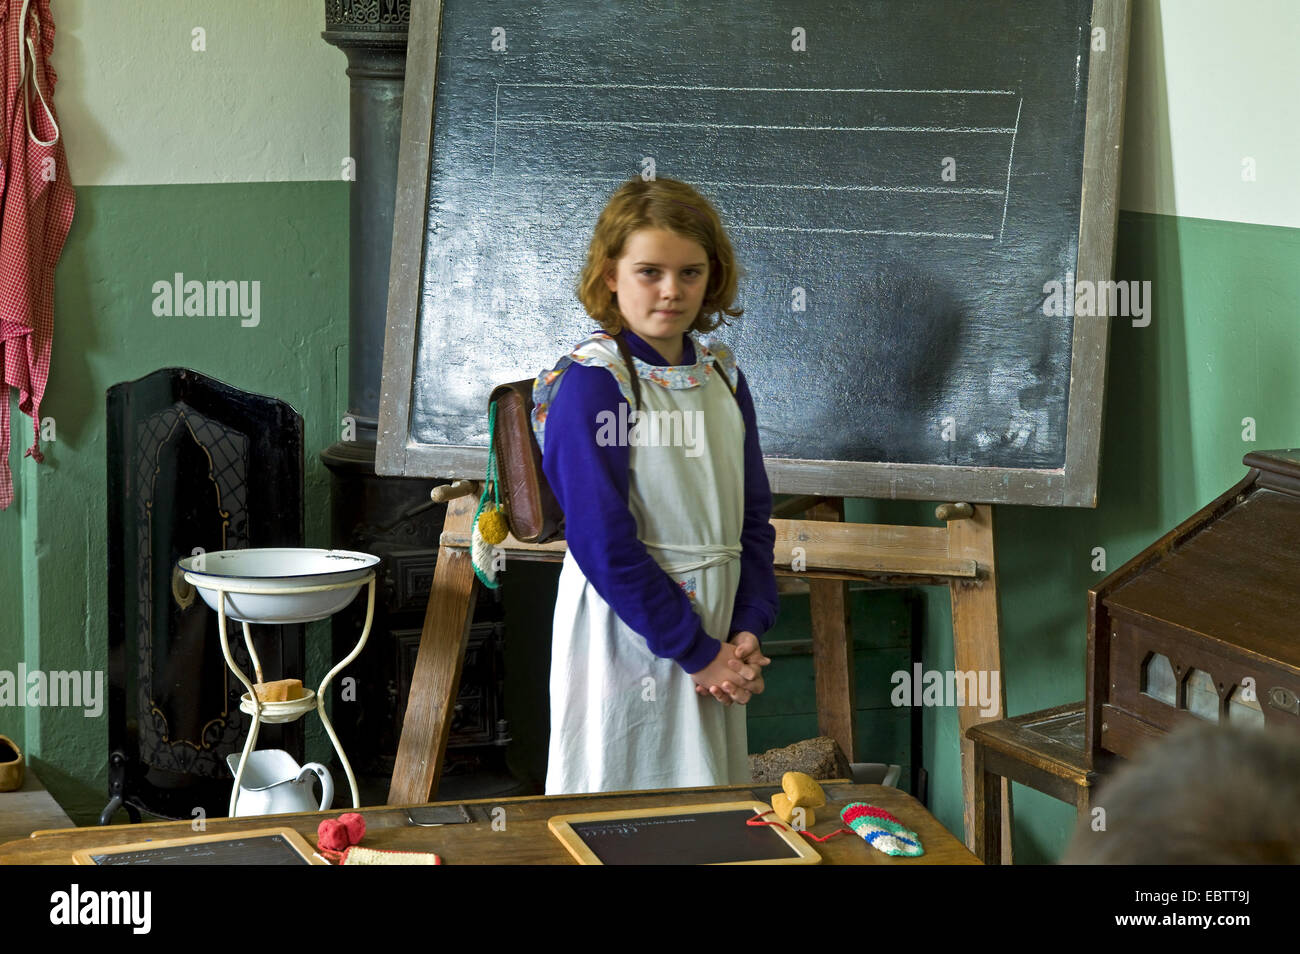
[226, 749, 334, 817]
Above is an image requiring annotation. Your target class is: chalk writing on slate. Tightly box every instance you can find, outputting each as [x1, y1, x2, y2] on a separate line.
[570, 809, 801, 865]
[91, 833, 311, 866]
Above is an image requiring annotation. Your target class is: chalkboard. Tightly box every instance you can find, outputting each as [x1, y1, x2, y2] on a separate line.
[548, 801, 821, 865]
[379, 0, 1131, 506]
[72, 828, 325, 866]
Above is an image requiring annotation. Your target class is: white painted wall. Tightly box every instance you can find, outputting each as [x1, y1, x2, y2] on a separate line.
[1119, 0, 1300, 229]
[44, 0, 1300, 230]
[49, 0, 350, 185]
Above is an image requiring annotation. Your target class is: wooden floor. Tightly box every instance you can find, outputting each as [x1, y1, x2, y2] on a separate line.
[0, 768, 75, 844]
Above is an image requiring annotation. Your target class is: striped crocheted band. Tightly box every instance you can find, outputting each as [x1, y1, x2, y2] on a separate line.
[841, 803, 925, 857]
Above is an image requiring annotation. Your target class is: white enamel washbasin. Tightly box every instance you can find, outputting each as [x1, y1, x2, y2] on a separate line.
[178, 548, 380, 624]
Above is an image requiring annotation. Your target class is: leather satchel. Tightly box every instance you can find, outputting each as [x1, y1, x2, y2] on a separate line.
[489, 379, 565, 543]
[487, 335, 642, 545]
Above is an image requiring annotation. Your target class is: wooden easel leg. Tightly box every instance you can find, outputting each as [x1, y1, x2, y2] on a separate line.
[387, 494, 479, 806]
[947, 503, 1013, 863]
[807, 499, 857, 765]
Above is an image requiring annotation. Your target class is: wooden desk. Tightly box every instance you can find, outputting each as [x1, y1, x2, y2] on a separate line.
[0, 781, 977, 865]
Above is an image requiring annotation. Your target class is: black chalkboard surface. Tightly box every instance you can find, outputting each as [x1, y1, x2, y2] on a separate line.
[72, 828, 325, 866]
[379, 0, 1130, 506]
[548, 801, 821, 865]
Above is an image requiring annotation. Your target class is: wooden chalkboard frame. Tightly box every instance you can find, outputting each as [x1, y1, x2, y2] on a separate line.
[71, 827, 328, 865]
[378, 0, 1131, 507]
[547, 800, 822, 865]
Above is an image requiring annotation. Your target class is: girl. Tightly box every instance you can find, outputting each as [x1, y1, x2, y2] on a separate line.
[531, 178, 779, 795]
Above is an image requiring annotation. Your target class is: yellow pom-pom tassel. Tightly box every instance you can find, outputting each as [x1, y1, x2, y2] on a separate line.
[478, 506, 509, 545]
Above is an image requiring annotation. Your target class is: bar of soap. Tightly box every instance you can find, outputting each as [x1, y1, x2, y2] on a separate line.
[771, 793, 816, 828]
[254, 678, 303, 702]
[782, 771, 827, 808]
[771, 793, 795, 824]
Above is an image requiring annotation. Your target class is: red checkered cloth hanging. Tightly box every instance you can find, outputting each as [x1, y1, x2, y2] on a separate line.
[0, 0, 75, 509]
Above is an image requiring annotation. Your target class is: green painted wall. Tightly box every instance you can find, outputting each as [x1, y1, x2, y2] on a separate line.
[0, 181, 350, 823]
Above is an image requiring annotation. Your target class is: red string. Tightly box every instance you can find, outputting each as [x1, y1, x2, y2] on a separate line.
[747, 809, 854, 842]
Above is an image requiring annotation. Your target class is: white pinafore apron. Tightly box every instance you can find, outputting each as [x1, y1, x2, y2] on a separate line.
[534, 333, 751, 795]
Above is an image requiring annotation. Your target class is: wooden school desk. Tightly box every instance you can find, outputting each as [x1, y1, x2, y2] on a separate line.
[0, 782, 978, 865]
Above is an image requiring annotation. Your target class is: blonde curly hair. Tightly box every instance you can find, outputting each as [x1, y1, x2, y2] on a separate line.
[576, 178, 744, 335]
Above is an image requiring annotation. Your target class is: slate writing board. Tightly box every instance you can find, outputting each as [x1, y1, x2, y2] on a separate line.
[72, 827, 325, 866]
[548, 801, 821, 865]
[380, 0, 1130, 505]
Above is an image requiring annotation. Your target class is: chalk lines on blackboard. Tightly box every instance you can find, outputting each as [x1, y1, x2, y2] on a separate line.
[491, 82, 502, 213]
[998, 97, 1024, 243]
[488, 81, 1023, 242]
[499, 82, 1019, 96]
[506, 177, 1002, 239]
[574, 179, 1005, 196]
[565, 176, 1003, 237]
[496, 120, 1018, 134]
[731, 225, 995, 239]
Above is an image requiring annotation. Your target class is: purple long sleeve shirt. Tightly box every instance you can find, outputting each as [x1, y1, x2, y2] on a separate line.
[540, 329, 779, 674]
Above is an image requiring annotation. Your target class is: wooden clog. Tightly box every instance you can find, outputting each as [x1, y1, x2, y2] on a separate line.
[0, 735, 24, 792]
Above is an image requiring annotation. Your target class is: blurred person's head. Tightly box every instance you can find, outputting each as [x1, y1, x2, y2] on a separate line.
[1063, 723, 1300, 864]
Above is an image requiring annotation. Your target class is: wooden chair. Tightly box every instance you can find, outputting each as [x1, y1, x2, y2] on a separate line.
[966, 702, 1116, 864]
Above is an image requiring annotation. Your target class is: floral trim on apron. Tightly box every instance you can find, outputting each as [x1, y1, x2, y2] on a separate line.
[531, 331, 738, 454]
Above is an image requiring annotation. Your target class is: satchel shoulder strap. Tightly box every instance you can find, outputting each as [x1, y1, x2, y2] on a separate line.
[611, 332, 643, 412]
[710, 360, 742, 410]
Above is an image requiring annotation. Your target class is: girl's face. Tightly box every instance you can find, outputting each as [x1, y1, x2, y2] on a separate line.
[604, 228, 710, 360]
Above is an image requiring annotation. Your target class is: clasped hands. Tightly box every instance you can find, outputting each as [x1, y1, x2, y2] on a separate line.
[690, 631, 770, 706]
